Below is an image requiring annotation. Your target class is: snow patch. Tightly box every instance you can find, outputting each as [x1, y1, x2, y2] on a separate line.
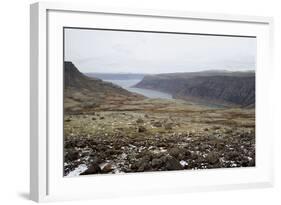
[66, 164, 88, 177]
[180, 160, 188, 167]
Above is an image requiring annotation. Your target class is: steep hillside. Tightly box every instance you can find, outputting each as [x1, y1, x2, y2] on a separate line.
[64, 62, 145, 113]
[134, 71, 255, 107]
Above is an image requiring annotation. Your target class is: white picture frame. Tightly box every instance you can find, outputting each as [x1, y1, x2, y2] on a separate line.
[30, 2, 274, 202]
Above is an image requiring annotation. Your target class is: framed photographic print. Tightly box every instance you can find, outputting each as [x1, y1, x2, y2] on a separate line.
[30, 2, 274, 202]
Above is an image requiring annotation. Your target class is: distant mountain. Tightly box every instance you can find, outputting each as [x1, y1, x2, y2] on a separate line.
[64, 62, 145, 113]
[134, 70, 255, 107]
[85, 73, 145, 81]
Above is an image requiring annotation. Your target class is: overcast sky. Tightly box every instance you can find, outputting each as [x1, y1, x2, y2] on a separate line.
[64, 28, 256, 74]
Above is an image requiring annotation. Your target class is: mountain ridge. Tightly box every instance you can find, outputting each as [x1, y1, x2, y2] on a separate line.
[64, 61, 145, 113]
[85, 72, 145, 80]
[134, 70, 255, 107]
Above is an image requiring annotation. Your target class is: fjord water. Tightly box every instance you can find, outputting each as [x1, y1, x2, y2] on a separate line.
[104, 79, 173, 99]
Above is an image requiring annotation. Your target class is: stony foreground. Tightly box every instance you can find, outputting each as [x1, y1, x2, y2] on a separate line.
[64, 107, 255, 176]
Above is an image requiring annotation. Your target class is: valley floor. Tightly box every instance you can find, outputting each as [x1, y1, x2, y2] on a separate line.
[64, 98, 255, 176]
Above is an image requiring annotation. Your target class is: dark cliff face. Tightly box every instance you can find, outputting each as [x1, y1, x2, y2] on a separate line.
[135, 71, 255, 107]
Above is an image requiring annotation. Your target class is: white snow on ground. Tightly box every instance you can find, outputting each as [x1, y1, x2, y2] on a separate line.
[247, 156, 253, 161]
[180, 160, 188, 167]
[66, 164, 88, 177]
[151, 147, 167, 154]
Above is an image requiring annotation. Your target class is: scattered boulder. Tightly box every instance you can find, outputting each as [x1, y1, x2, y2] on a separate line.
[164, 123, 173, 130]
[226, 151, 239, 160]
[160, 155, 169, 163]
[130, 163, 138, 170]
[141, 154, 152, 162]
[76, 141, 87, 148]
[131, 154, 153, 172]
[224, 128, 232, 134]
[65, 150, 79, 161]
[113, 143, 122, 150]
[137, 162, 151, 172]
[136, 118, 144, 123]
[64, 111, 255, 173]
[213, 126, 220, 130]
[153, 121, 162, 127]
[101, 163, 114, 173]
[138, 126, 146, 133]
[178, 153, 185, 160]
[80, 164, 101, 175]
[249, 158, 255, 166]
[151, 158, 163, 168]
[241, 157, 250, 167]
[168, 147, 181, 158]
[191, 153, 199, 160]
[216, 143, 225, 151]
[185, 150, 192, 157]
[166, 157, 183, 170]
[206, 152, 219, 164]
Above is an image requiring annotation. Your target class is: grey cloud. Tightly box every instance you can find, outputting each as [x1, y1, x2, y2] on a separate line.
[65, 28, 256, 74]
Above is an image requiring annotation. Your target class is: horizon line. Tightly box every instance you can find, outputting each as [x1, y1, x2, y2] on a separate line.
[83, 69, 256, 75]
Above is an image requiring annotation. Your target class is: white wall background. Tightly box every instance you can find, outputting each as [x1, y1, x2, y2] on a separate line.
[0, 0, 280, 204]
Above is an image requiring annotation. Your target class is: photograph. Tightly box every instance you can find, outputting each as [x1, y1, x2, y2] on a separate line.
[63, 28, 256, 177]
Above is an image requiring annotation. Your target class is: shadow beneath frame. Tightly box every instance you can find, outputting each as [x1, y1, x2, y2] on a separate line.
[18, 192, 30, 200]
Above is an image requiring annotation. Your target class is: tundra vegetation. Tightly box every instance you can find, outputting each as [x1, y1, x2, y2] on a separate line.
[64, 62, 255, 176]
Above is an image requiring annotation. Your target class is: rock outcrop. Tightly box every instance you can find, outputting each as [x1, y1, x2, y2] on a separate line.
[134, 71, 255, 107]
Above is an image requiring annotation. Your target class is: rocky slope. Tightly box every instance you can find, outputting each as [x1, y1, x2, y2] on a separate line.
[134, 71, 255, 107]
[64, 61, 145, 113]
[64, 108, 255, 176]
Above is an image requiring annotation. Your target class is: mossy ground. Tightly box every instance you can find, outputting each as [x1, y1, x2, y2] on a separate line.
[64, 98, 255, 176]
